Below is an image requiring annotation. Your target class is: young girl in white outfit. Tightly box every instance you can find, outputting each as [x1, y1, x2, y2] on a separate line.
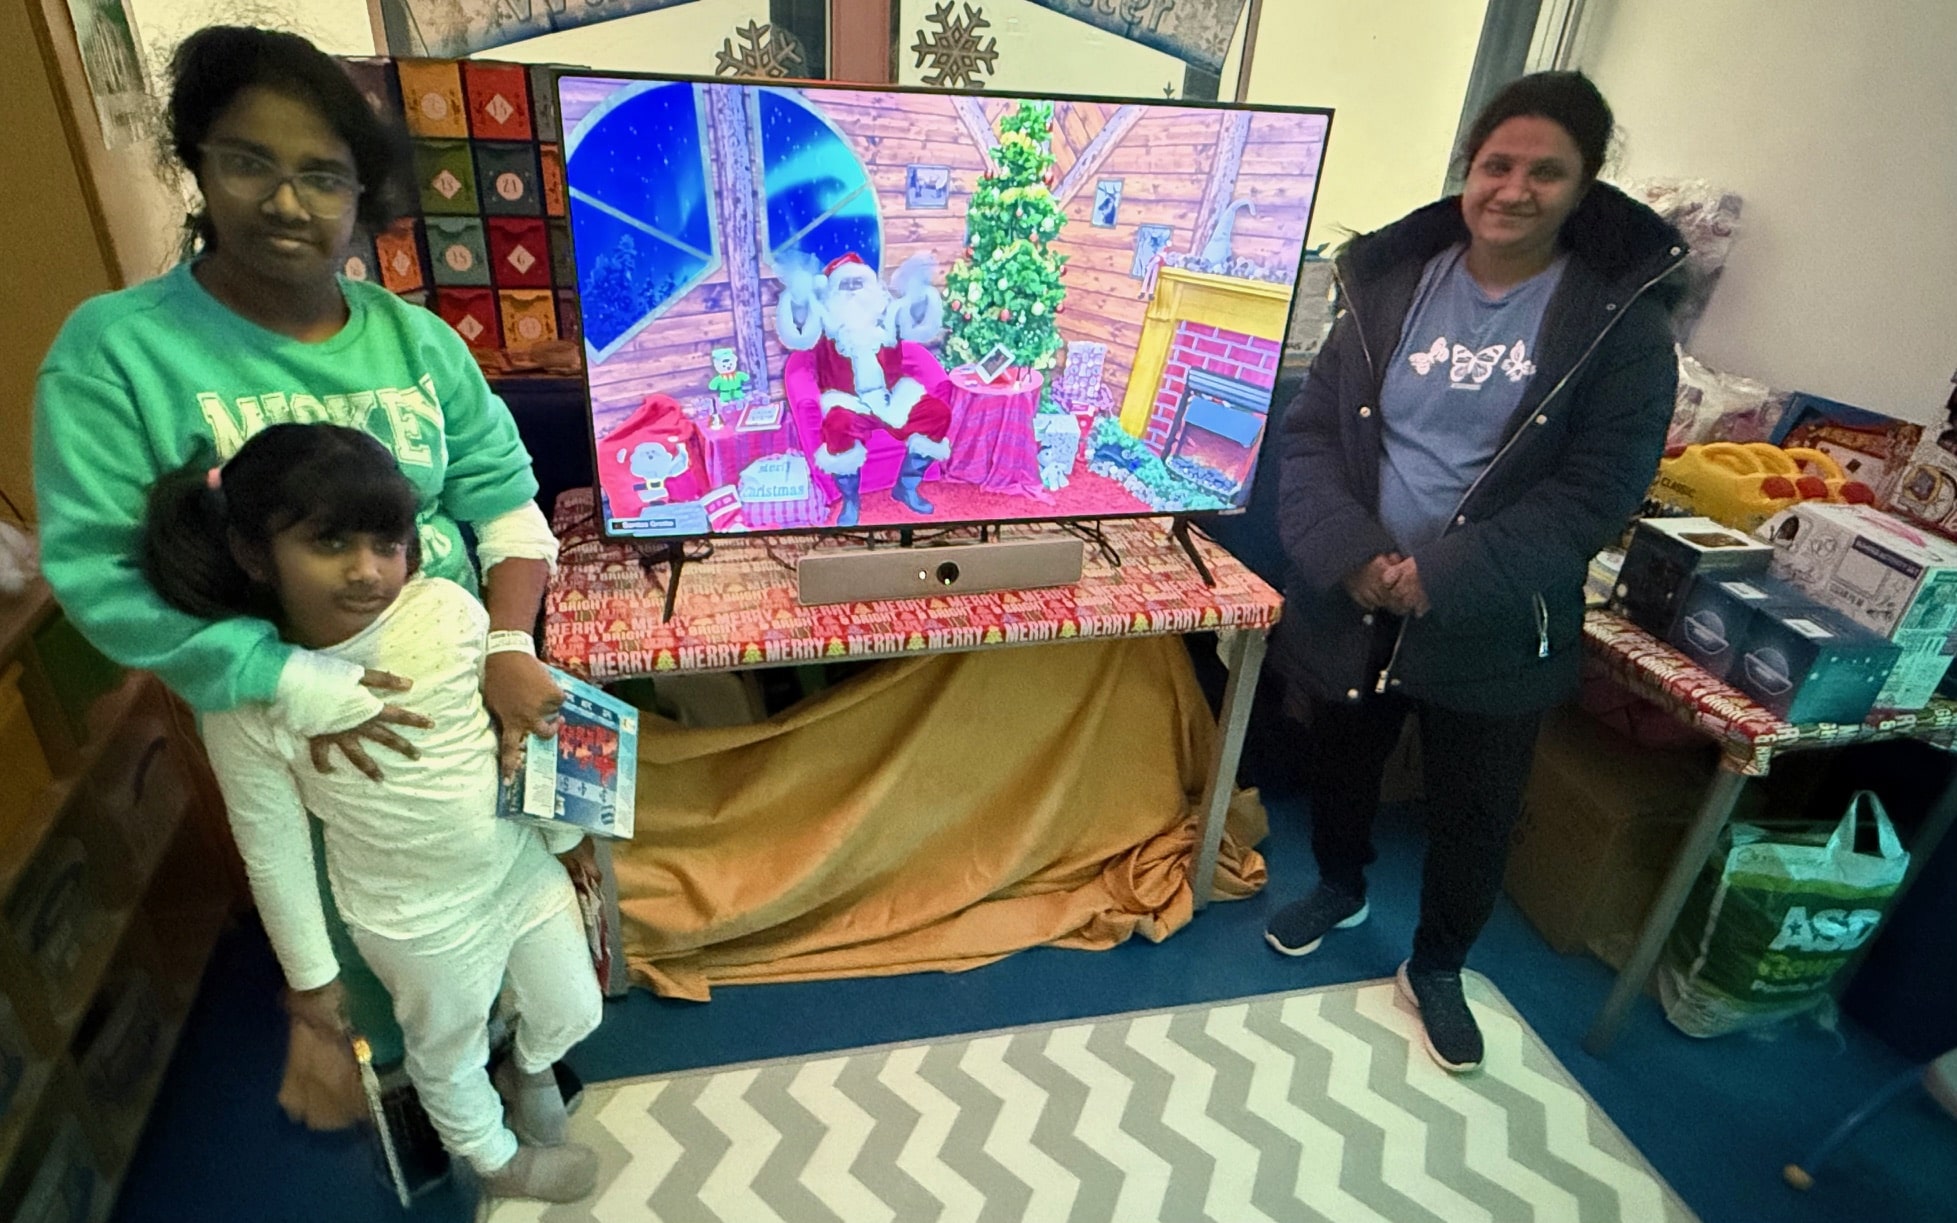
[142, 423, 602, 1204]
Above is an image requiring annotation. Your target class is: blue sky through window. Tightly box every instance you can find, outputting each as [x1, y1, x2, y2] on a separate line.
[566, 81, 718, 358]
[756, 89, 880, 272]
[563, 82, 884, 358]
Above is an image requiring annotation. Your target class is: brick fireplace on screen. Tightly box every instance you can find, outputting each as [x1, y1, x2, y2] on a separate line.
[1141, 318, 1280, 501]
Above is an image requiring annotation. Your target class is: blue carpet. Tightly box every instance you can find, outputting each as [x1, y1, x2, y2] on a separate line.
[112, 792, 1950, 1222]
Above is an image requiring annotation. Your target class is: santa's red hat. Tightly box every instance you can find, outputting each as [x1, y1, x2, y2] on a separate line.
[824, 252, 869, 276]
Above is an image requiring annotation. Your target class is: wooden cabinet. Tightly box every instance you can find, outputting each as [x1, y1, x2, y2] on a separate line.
[0, 582, 235, 1223]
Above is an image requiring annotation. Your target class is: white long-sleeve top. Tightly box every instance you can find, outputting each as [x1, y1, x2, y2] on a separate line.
[266, 501, 562, 740]
[202, 576, 580, 991]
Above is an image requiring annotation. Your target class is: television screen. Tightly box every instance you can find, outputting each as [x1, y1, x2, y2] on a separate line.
[559, 74, 1330, 539]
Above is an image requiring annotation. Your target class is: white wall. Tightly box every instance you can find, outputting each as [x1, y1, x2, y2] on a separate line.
[1246, 0, 1487, 246]
[1585, 0, 1957, 422]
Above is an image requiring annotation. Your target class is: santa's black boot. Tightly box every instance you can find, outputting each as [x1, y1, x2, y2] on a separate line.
[892, 452, 936, 515]
[834, 473, 862, 527]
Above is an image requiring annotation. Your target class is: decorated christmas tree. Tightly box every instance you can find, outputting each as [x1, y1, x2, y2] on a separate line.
[944, 101, 1069, 377]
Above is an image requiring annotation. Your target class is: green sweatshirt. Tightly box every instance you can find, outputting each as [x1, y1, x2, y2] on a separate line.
[33, 262, 540, 714]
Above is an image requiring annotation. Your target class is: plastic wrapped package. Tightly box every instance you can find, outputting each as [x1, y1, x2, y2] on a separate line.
[1622, 177, 1742, 343]
[1668, 347, 1788, 449]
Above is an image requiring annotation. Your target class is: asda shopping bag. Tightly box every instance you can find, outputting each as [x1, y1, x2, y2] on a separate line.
[1660, 791, 1908, 1037]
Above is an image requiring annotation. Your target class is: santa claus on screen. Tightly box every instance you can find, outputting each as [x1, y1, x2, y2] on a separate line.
[776, 251, 953, 527]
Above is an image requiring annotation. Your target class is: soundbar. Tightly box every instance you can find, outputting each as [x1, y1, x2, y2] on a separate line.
[796, 538, 1085, 606]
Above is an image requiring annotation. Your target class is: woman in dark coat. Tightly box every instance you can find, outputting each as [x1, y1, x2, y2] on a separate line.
[1266, 72, 1687, 1072]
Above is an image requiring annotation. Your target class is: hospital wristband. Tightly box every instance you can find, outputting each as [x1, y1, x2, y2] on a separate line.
[486, 630, 538, 657]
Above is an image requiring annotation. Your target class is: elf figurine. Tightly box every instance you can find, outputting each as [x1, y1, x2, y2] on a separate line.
[707, 347, 750, 420]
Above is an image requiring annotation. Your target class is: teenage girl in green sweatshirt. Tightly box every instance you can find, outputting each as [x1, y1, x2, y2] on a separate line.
[32, 27, 567, 1083]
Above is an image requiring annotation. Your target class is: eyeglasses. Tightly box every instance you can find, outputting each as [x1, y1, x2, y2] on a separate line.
[198, 144, 364, 219]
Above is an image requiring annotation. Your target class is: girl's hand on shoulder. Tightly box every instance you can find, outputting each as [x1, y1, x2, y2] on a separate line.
[307, 670, 434, 782]
[484, 651, 565, 782]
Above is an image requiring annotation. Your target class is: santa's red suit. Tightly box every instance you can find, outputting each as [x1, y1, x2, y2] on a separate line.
[808, 337, 954, 476]
[804, 252, 953, 479]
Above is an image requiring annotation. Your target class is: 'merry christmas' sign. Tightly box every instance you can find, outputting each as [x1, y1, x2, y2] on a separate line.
[1025, 0, 1251, 77]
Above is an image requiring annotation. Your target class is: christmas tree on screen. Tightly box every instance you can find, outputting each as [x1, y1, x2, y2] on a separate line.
[944, 101, 1069, 378]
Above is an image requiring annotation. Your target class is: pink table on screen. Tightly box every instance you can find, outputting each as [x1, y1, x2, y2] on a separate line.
[687, 397, 794, 489]
[943, 366, 1050, 502]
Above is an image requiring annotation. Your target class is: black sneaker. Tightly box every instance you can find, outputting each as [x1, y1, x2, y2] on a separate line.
[1264, 885, 1368, 956]
[1395, 961, 1483, 1073]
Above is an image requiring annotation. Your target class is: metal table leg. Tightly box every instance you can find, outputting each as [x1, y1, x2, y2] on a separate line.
[594, 838, 630, 997]
[1193, 627, 1268, 911]
[1584, 761, 1749, 1055]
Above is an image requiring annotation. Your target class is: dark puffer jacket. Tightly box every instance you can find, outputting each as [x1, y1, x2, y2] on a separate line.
[1275, 184, 1687, 716]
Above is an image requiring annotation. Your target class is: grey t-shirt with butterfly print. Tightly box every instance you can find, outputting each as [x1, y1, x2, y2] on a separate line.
[1375, 243, 1567, 553]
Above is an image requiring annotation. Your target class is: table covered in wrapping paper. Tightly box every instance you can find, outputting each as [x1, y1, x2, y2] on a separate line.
[543, 489, 1280, 998]
[1583, 610, 1957, 775]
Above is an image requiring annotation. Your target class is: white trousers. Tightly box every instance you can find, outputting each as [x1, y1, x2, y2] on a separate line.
[350, 841, 601, 1174]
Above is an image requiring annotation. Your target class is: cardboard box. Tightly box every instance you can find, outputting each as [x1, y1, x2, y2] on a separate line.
[1667, 573, 1900, 723]
[1666, 574, 1797, 678]
[1507, 709, 1712, 954]
[1770, 392, 1923, 508]
[1761, 502, 1957, 708]
[1889, 427, 1957, 541]
[1729, 598, 1899, 724]
[1611, 516, 1774, 637]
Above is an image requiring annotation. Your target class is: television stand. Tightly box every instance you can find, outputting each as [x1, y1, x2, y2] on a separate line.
[638, 540, 687, 622]
[1169, 517, 1216, 588]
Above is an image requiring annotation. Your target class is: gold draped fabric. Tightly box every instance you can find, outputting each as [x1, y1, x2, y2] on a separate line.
[614, 637, 1269, 1000]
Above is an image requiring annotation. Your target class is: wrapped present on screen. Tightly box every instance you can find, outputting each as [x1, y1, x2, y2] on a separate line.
[597, 393, 711, 519]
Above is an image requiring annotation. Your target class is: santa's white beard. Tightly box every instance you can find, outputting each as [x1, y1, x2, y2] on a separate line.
[828, 294, 891, 363]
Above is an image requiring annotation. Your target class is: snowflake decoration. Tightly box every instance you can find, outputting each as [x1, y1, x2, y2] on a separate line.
[713, 20, 807, 79]
[913, 2, 998, 90]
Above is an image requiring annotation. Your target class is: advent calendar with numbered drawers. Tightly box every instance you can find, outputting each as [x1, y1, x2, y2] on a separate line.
[338, 57, 582, 377]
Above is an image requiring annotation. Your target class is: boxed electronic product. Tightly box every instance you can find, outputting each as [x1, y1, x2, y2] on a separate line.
[1666, 573, 1799, 679]
[1728, 597, 1900, 724]
[1760, 501, 1957, 709]
[1611, 515, 1774, 636]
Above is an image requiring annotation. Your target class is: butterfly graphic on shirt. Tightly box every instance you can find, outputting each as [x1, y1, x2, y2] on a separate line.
[1407, 337, 1449, 376]
[1502, 342, 1537, 382]
[1406, 335, 1539, 390]
[1451, 343, 1506, 386]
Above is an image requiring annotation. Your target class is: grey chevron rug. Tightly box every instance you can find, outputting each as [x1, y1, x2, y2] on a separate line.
[487, 974, 1698, 1223]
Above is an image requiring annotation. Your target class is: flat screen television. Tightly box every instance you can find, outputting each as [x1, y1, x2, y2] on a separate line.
[558, 73, 1330, 539]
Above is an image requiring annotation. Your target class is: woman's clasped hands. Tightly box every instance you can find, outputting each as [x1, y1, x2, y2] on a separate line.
[1342, 553, 1433, 618]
